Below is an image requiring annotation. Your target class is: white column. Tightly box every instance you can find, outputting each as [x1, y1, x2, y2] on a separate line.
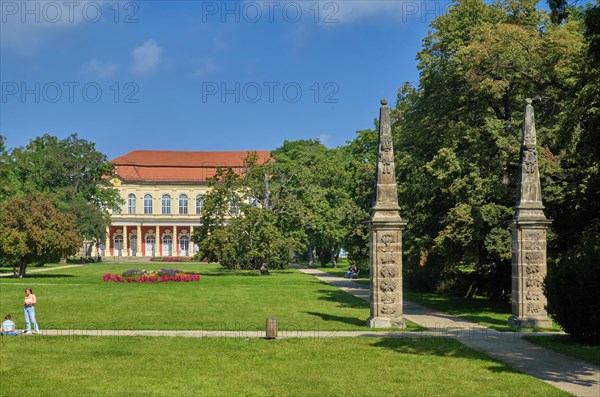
[137, 225, 142, 256]
[173, 225, 178, 257]
[105, 227, 110, 257]
[156, 225, 161, 256]
[122, 226, 128, 256]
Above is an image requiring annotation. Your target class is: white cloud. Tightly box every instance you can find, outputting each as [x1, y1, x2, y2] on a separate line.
[318, 134, 331, 145]
[131, 40, 163, 76]
[1, 1, 108, 55]
[193, 58, 218, 77]
[82, 58, 118, 77]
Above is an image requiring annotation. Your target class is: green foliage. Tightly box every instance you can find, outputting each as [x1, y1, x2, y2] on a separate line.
[385, 0, 594, 299]
[8, 134, 120, 242]
[0, 194, 81, 276]
[193, 142, 364, 270]
[192, 159, 302, 270]
[545, 222, 600, 343]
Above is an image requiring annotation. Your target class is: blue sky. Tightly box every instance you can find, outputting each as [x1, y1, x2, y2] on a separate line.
[1, 0, 453, 160]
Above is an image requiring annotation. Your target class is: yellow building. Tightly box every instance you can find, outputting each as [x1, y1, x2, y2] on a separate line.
[103, 150, 270, 259]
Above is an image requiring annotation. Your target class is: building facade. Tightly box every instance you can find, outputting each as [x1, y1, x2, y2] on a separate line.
[103, 150, 270, 259]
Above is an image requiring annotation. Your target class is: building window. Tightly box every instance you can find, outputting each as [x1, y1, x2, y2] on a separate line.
[114, 235, 124, 256]
[196, 194, 204, 214]
[180, 235, 190, 256]
[144, 194, 153, 214]
[179, 194, 188, 215]
[127, 194, 136, 214]
[162, 194, 171, 214]
[145, 235, 156, 257]
[229, 196, 240, 216]
[162, 235, 173, 256]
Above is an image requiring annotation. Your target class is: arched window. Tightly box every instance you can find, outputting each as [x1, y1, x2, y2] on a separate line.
[130, 235, 137, 256]
[114, 235, 123, 256]
[179, 194, 188, 215]
[162, 235, 173, 256]
[127, 193, 136, 214]
[162, 194, 171, 214]
[145, 235, 156, 257]
[196, 194, 204, 214]
[179, 235, 190, 256]
[144, 194, 153, 214]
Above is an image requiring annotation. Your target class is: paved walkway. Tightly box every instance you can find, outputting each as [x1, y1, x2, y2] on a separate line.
[297, 266, 600, 397]
[0, 265, 83, 278]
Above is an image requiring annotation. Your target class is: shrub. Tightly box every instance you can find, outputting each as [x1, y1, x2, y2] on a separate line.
[545, 223, 600, 343]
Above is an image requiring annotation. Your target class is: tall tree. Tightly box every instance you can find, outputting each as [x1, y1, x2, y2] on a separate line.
[392, 0, 587, 297]
[0, 195, 81, 277]
[9, 134, 120, 243]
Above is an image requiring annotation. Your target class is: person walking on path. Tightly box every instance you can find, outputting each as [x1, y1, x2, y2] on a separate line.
[23, 288, 40, 334]
[1, 314, 19, 336]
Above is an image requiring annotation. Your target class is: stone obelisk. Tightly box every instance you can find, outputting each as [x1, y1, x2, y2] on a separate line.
[367, 99, 407, 328]
[508, 98, 552, 328]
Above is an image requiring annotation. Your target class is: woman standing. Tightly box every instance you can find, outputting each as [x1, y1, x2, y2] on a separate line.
[24, 288, 40, 334]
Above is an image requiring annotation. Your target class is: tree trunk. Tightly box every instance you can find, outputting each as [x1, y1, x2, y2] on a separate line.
[12, 261, 18, 277]
[18, 258, 26, 278]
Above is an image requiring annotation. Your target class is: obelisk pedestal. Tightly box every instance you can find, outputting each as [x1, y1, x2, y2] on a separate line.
[508, 99, 552, 328]
[367, 99, 407, 328]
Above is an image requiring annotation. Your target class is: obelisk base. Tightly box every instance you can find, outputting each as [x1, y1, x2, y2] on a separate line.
[367, 317, 406, 329]
[508, 315, 552, 329]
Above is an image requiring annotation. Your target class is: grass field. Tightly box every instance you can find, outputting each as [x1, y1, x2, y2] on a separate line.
[0, 264, 424, 332]
[0, 336, 568, 397]
[404, 291, 562, 332]
[522, 335, 600, 366]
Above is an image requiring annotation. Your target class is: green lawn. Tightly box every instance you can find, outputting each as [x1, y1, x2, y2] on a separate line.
[404, 291, 562, 332]
[0, 264, 423, 332]
[522, 335, 600, 366]
[0, 336, 567, 397]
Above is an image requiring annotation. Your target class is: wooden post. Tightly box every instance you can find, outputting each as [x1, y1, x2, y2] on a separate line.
[265, 317, 278, 339]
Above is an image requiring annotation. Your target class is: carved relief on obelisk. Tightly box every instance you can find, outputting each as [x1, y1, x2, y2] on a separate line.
[508, 98, 552, 328]
[367, 99, 407, 328]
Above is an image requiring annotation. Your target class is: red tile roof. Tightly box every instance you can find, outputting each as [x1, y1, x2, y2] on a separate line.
[110, 150, 271, 183]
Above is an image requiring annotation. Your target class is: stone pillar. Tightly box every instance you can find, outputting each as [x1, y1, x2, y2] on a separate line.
[137, 225, 142, 256]
[173, 225, 178, 257]
[105, 227, 110, 257]
[156, 225, 161, 256]
[367, 99, 408, 329]
[508, 99, 552, 328]
[123, 225, 128, 257]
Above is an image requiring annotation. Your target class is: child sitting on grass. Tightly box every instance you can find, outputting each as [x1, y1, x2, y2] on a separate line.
[1, 314, 20, 336]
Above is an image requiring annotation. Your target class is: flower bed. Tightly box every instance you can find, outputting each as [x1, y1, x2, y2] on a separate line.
[103, 268, 200, 283]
